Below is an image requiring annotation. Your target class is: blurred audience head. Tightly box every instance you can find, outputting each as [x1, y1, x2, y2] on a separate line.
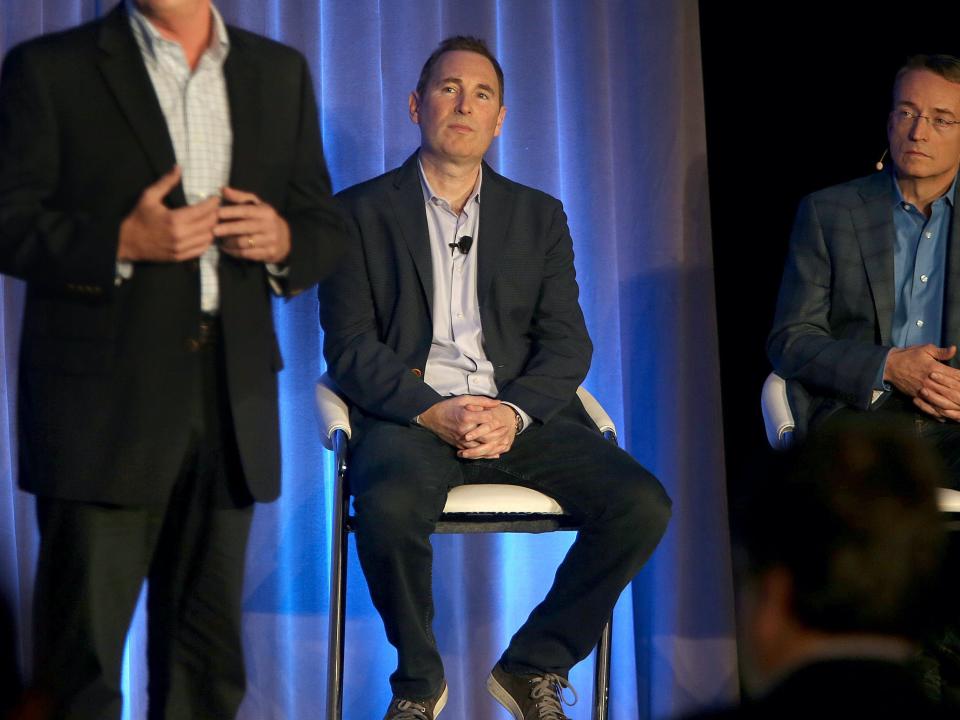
[735, 418, 948, 690]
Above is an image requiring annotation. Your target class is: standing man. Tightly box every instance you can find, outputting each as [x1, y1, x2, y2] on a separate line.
[319, 36, 671, 720]
[0, 1, 343, 718]
[769, 54, 960, 478]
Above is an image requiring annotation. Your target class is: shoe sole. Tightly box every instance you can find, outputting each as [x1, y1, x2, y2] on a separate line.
[434, 682, 449, 718]
[486, 672, 522, 720]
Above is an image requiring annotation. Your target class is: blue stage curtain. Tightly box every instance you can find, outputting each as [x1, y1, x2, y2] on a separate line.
[0, 1, 736, 717]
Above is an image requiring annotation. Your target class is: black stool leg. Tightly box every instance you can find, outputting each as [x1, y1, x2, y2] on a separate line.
[593, 615, 612, 720]
[326, 430, 350, 720]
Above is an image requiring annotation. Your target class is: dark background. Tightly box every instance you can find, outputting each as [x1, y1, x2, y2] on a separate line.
[700, 1, 960, 499]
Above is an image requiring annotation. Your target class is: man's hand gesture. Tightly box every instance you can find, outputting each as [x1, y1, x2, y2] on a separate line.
[117, 165, 218, 262]
[214, 186, 291, 264]
[885, 343, 960, 420]
[418, 396, 520, 459]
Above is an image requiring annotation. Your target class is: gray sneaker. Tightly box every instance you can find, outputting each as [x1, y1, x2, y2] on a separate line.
[487, 663, 577, 720]
[383, 680, 448, 720]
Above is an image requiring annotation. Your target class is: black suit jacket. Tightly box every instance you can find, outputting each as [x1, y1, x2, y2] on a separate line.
[0, 5, 343, 504]
[768, 170, 960, 435]
[682, 659, 949, 719]
[318, 153, 593, 435]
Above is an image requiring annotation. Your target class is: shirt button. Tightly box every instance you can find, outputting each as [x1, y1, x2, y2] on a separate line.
[921, 274, 929, 283]
[917, 320, 925, 328]
[456, 313, 464, 318]
[925, 231, 933, 239]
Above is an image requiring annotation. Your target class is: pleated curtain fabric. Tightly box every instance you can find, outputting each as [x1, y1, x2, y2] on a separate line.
[0, 1, 736, 717]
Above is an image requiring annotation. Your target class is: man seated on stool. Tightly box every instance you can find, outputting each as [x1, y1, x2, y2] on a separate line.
[768, 53, 960, 703]
[318, 35, 671, 720]
[683, 420, 951, 719]
[769, 53, 960, 483]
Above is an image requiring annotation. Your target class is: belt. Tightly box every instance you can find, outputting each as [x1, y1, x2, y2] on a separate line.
[185, 314, 219, 353]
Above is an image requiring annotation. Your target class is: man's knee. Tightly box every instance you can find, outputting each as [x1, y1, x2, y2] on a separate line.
[352, 474, 448, 546]
[350, 423, 456, 539]
[608, 464, 672, 539]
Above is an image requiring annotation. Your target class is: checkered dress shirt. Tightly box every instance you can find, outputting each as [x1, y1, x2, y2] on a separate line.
[127, 1, 232, 313]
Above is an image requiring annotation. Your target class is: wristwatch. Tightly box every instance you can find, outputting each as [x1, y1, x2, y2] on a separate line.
[510, 406, 523, 433]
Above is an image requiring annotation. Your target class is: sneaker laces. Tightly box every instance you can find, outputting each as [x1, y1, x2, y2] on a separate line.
[529, 674, 577, 720]
[391, 699, 431, 720]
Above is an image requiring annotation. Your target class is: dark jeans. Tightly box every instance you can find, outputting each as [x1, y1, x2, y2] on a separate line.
[824, 391, 960, 488]
[349, 413, 672, 699]
[30, 324, 254, 720]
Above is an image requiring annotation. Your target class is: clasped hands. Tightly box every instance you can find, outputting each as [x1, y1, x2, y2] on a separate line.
[117, 165, 290, 264]
[418, 396, 519, 459]
[885, 343, 960, 421]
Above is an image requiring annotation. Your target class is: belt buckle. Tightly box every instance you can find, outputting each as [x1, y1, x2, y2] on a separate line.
[198, 317, 214, 347]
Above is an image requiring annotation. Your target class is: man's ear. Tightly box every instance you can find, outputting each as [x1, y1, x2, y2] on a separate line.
[752, 566, 794, 646]
[493, 104, 507, 137]
[738, 566, 796, 695]
[409, 91, 421, 125]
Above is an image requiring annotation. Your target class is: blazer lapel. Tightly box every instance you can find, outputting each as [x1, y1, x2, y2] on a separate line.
[476, 162, 514, 307]
[943, 181, 960, 368]
[96, 4, 183, 205]
[853, 171, 896, 345]
[223, 31, 261, 193]
[389, 154, 434, 315]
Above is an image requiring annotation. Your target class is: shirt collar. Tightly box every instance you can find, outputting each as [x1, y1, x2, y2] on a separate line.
[891, 171, 958, 210]
[127, 1, 230, 66]
[417, 153, 483, 209]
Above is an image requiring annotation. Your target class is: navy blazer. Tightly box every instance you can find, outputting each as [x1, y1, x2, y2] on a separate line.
[0, 5, 343, 504]
[319, 153, 593, 435]
[768, 169, 960, 433]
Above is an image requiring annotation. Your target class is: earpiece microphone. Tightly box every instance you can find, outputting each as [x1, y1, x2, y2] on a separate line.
[876, 149, 888, 171]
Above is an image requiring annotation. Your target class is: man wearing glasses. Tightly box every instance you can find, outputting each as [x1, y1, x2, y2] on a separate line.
[770, 54, 960, 478]
[768, 53, 960, 707]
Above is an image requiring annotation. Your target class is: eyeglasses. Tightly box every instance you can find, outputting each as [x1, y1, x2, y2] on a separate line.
[891, 109, 960, 133]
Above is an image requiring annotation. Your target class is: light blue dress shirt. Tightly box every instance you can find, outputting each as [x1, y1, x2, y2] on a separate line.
[875, 172, 957, 394]
[891, 173, 956, 347]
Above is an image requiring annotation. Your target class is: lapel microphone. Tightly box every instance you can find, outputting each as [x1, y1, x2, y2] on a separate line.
[876, 149, 888, 171]
[448, 235, 473, 256]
